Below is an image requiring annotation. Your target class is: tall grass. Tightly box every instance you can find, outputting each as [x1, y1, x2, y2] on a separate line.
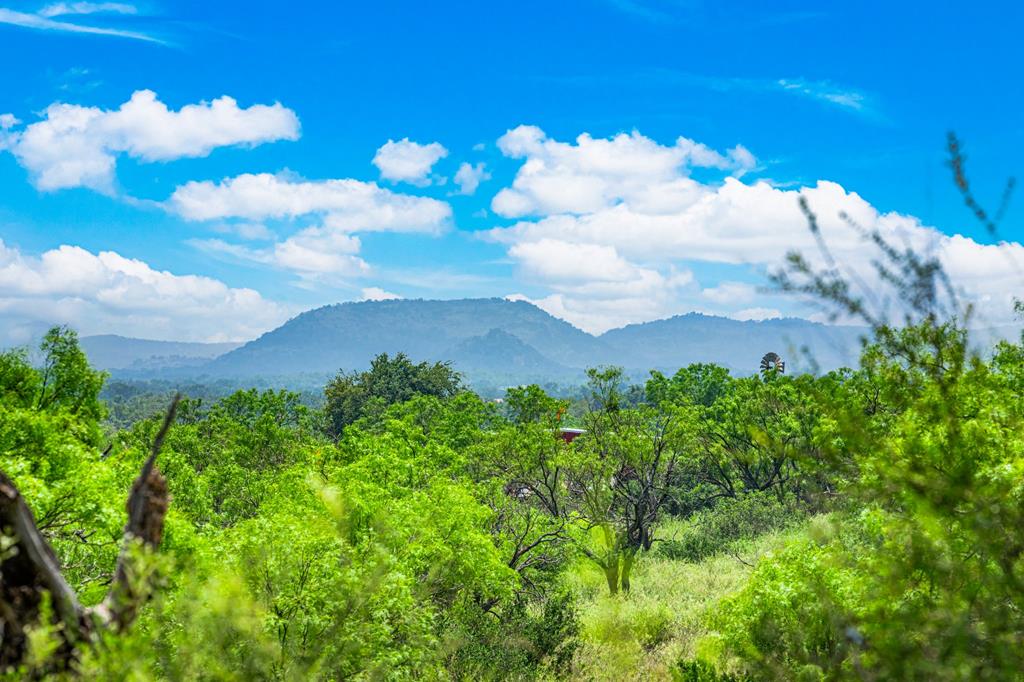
[566, 523, 807, 680]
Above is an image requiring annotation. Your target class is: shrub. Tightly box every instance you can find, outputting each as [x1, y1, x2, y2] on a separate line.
[659, 492, 801, 563]
[674, 658, 746, 682]
[443, 590, 580, 680]
[698, 519, 867, 680]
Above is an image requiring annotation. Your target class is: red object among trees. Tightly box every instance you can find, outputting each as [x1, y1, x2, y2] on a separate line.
[558, 428, 585, 443]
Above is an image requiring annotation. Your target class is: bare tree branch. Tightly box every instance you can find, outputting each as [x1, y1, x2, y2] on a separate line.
[0, 394, 180, 668]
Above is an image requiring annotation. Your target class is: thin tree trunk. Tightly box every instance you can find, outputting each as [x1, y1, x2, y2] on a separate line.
[620, 549, 636, 593]
[602, 557, 620, 595]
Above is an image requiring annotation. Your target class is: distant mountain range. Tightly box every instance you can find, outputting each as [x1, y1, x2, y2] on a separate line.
[204, 298, 610, 381]
[72, 298, 876, 386]
[65, 300, 1024, 389]
[13, 299, 1006, 388]
[600, 312, 865, 375]
[79, 335, 242, 371]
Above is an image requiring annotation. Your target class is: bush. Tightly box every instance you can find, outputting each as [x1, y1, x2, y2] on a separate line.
[660, 492, 801, 563]
[443, 590, 580, 680]
[674, 659, 746, 682]
[698, 518, 867, 680]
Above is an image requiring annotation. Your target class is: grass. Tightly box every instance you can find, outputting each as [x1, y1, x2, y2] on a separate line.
[565, 521, 807, 681]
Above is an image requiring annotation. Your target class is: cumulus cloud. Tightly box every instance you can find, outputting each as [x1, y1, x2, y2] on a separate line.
[1, 90, 299, 192]
[505, 238, 694, 333]
[169, 172, 450, 232]
[372, 138, 448, 185]
[172, 172, 452, 282]
[702, 281, 758, 305]
[361, 287, 401, 301]
[510, 239, 654, 284]
[454, 161, 490, 195]
[733, 307, 782, 321]
[488, 126, 1024, 333]
[491, 125, 756, 218]
[193, 226, 369, 282]
[0, 239, 291, 344]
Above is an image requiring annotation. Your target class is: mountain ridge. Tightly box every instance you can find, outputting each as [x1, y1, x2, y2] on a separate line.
[199, 298, 864, 381]
[78, 335, 243, 371]
[52, 299, 886, 383]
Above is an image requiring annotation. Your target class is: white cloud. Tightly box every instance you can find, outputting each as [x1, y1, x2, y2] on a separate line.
[504, 238, 694, 333]
[454, 162, 491, 195]
[491, 125, 755, 218]
[652, 72, 879, 119]
[169, 172, 450, 233]
[510, 239, 650, 284]
[209, 221, 274, 241]
[0, 7, 159, 43]
[193, 225, 369, 283]
[0, 239, 291, 343]
[372, 138, 448, 186]
[487, 126, 1024, 333]
[506, 290, 686, 336]
[174, 172, 451, 282]
[733, 307, 782, 321]
[702, 281, 758, 305]
[775, 78, 869, 113]
[1, 90, 299, 192]
[39, 2, 137, 17]
[361, 287, 401, 301]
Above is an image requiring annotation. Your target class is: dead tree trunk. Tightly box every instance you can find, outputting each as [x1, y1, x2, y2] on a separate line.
[0, 395, 179, 671]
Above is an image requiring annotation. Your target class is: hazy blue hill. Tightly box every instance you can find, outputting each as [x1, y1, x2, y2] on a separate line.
[600, 313, 866, 374]
[80, 335, 242, 371]
[446, 328, 579, 381]
[207, 298, 611, 377]
[89, 300, 873, 384]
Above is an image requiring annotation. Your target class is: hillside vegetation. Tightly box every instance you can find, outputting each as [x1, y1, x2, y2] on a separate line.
[3, 297, 1024, 679]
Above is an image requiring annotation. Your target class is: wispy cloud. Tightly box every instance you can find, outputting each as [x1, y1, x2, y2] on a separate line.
[773, 78, 870, 113]
[650, 71, 877, 116]
[38, 2, 137, 17]
[0, 5, 163, 44]
[600, 0, 823, 29]
[545, 69, 881, 119]
[603, 0, 673, 23]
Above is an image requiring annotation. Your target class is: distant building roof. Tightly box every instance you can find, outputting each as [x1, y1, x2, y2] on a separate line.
[558, 427, 586, 443]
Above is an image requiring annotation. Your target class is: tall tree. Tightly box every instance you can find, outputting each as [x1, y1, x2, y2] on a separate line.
[323, 353, 462, 437]
[571, 368, 689, 594]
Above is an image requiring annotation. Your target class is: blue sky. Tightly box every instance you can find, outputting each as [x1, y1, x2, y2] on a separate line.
[0, 0, 1021, 342]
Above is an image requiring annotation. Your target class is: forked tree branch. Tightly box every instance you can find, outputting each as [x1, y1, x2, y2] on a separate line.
[0, 394, 180, 669]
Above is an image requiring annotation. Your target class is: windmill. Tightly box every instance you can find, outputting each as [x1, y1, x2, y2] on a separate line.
[760, 352, 785, 375]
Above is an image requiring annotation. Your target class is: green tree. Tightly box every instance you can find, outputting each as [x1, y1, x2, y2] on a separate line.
[701, 136, 1024, 680]
[569, 368, 690, 594]
[323, 352, 463, 437]
[691, 373, 820, 505]
[0, 327, 119, 601]
[647, 363, 733, 409]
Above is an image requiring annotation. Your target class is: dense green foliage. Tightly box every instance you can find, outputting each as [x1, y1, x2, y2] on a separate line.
[3, 307, 1024, 679]
[699, 325, 1024, 680]
[323, 352, 463, 436]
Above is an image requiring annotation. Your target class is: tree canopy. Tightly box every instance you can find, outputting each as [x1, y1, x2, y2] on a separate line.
[323, 352, 463, 436]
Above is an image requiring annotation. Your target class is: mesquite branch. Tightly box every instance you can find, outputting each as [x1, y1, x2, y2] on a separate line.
[0, 394, 180, 669]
